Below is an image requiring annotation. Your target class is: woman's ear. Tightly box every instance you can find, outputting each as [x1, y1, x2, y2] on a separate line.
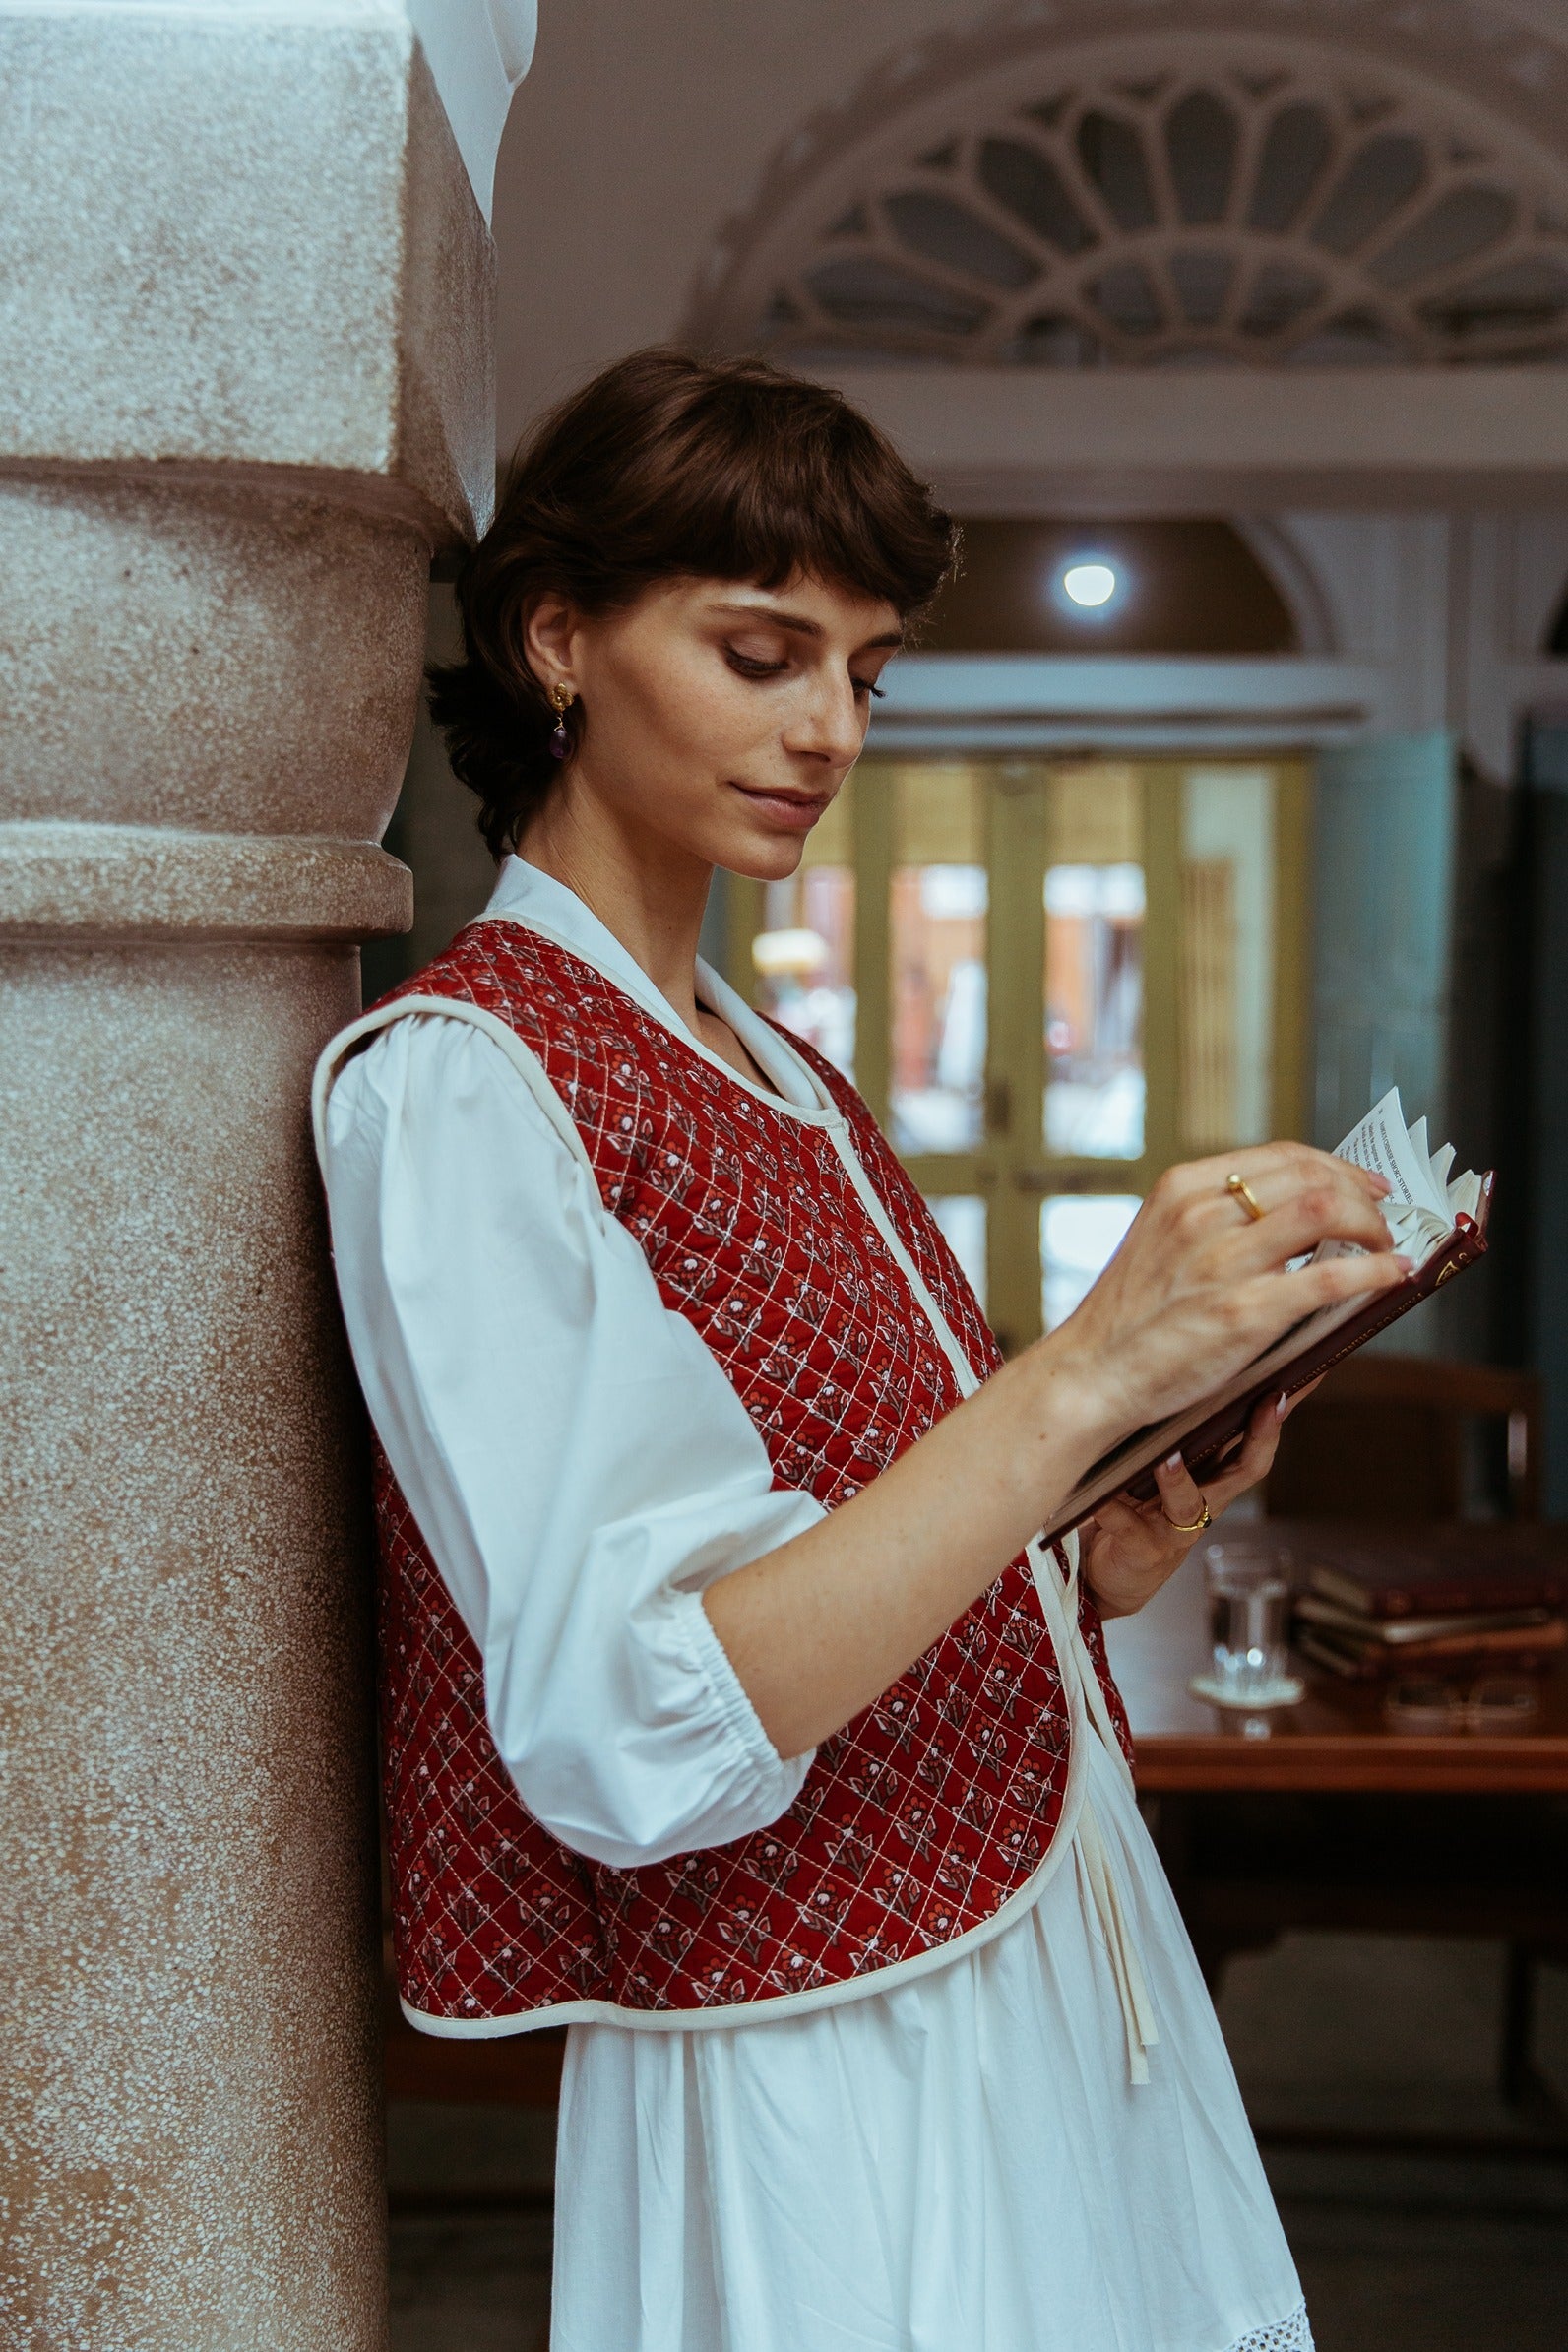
[522, 592, 580, 696]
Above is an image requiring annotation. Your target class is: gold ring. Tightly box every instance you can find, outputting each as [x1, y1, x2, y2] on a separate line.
[1225, 1172, 1266, 1223]
[1161, 1497, 1212, 1534]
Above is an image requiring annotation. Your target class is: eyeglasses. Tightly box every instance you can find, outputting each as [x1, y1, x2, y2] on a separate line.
[1383, 1675, 1539, 1735]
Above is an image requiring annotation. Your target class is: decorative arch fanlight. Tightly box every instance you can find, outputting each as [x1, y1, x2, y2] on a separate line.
[690, 25, 1568, 368]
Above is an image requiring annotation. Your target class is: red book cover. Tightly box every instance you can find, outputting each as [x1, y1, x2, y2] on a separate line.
[1294, 1621, 1564, 1682]
[1039, 1181, 1494, 1546]
[1304, 1537, 1568, 1621]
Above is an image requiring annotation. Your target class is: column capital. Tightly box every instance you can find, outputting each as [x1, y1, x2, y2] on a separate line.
[0, 1, 501, 548]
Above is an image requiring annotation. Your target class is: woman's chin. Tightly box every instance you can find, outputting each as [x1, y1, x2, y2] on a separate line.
[711, 823, 809, 883]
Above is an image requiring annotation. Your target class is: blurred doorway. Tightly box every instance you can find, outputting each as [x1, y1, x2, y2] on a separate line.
[731, 754, 1310, 1356]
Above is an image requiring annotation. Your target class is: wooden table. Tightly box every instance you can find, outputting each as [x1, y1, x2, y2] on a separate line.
[1104, 1522, 1568, 2140]
[1103, 1521, 1568, 1794]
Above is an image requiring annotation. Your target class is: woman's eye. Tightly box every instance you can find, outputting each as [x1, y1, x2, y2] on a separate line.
[726, 648, 789, 680]
[852, 677, 887, 701]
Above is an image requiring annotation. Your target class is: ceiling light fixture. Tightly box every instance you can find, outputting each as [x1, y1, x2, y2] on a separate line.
[1061, 559, 1119, 609]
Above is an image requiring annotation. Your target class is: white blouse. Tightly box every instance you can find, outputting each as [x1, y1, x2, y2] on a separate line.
[317, 857, 1311, 2352]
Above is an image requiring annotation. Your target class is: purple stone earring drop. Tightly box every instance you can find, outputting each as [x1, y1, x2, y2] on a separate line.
[549, 682, 576, 759]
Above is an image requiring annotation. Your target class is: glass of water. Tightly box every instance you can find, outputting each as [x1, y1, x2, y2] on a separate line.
[1191, 1540, 1303, 1711]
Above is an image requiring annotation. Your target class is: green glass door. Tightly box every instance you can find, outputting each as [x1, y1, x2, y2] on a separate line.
[730, 754, 1309, 1357]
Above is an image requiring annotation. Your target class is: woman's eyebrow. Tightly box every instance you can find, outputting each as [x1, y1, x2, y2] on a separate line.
[713, 602, 822, 640]
[713, 601, 904, 651]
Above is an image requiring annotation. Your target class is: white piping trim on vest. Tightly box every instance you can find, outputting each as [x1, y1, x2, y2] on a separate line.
[815, 1110, 1137, 1801]
[397, 1725, 1083, 2037]
[818, 1110, 1151, 2079]
[480, 907, 846, 1125]
[320, 927, 1149, 2069]
[313, 993, 598, 1177]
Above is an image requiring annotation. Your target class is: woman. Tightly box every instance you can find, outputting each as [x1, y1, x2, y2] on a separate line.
[314, 350, 1403, 2352]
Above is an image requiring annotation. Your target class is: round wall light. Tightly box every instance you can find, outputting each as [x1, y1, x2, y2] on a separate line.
[1061, 559, 1119, 609]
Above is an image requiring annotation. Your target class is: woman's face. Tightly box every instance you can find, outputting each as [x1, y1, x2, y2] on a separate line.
[525, 572, 903, 880]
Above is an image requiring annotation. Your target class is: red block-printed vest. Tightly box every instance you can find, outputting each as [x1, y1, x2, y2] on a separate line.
[352, 918, 1133, 2032]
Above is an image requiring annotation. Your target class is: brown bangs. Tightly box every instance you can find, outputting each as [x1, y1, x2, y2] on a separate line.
[427, 349, 957, 858]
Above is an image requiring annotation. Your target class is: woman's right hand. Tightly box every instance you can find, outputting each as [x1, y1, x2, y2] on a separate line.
[705, 1140, 1408, 1761]
[1043, 1141, 1409, 1444]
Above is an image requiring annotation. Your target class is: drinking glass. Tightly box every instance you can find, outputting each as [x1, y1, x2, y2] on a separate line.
[1190, 1540, 1303, 1710]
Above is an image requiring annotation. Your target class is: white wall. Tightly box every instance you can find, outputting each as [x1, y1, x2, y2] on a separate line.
[492, 0, 999, 446]
[1280, 513, 1568, 777]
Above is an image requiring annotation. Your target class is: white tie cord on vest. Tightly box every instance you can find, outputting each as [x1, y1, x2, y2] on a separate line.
[779, 1094, 1161, 2086]
[1054, 1536, 1159, 2086]
[1076, 1797, 1160, 2086]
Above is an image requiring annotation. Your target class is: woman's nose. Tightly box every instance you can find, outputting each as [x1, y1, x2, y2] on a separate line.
[787, 676, 865, 766]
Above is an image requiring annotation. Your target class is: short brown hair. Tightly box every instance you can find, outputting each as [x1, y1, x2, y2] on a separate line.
[428, 349, 958, 858]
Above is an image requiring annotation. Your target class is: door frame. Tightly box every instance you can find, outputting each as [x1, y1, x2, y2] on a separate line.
[725, 746, 1312, 1353]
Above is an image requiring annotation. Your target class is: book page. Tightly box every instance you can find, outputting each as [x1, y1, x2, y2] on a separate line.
[1335, 1088, 1447, 1215]
[1448, 1169, 1482, 1221]
[1316, 1089, 1449, 1267]
[1043, 1093, 1489, 1539]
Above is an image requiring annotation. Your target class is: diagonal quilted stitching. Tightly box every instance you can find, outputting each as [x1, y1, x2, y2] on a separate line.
[371, 922, 1130, 2023]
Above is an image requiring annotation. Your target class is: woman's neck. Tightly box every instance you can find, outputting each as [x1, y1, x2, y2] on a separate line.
[518, 782, 714, 1034]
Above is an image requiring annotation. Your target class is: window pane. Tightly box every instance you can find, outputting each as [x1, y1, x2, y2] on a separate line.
[1040, 1195, 1140, 1331]
[1179, 768, 1277, 1149]
[751, 782, 856, 1080]
[891, 766, 987, 1153]
[1043, 766, 1145, 1161]
[926, 1194, 987, 1314]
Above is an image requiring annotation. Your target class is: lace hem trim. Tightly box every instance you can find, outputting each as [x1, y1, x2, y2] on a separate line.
[1222, 2303, 1313, 2352]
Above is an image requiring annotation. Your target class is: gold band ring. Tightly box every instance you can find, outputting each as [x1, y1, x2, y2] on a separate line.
[1161, 1497, 1212, 1535]
[1225, 1172, 1266, 1223]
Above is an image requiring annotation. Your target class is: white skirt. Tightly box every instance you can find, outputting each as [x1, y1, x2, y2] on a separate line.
[550, 1731, 1310, 2352]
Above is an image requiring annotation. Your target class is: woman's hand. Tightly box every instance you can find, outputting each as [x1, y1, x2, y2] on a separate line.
[1082, 1389, 1307, 1619]
[1043, 1141, 1408, 1443]
[705, 1143, 1404, 1760]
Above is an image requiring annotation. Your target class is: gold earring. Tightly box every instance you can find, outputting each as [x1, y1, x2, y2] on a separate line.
[548, 683, 576, 760]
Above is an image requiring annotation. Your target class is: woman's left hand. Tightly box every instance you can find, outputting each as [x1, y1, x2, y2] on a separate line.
[1081, 1389, 1306, 1619]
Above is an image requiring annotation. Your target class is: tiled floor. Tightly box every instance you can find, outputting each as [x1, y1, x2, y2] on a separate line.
[386, 1935, 1568, 2351]
[390, 2212, 552, 2352]
[389, 2103, 555, 2350]
[1223, 1937, 1568, 2352]
[1281, 2179, 1568, 2352]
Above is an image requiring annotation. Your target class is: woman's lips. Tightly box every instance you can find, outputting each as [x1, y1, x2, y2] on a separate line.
[728, 784, 830, 831]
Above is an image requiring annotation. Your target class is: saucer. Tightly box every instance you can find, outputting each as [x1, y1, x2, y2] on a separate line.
[1189, 1672, 1305, 1711]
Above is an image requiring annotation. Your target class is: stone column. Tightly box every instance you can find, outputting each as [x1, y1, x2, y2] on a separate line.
[0, 9, 508, 2344]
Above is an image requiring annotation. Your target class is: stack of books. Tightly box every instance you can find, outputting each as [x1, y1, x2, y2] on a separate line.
[1291, 1536, 1568, 1682]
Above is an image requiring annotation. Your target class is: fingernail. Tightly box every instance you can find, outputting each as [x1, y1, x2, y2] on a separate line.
[1369, 1175, 1393, 1196]
[1164, 1451, 1183, 1471]
[1275, 1392, 1289, 1420]
[1396, 1253, 1416, 1275]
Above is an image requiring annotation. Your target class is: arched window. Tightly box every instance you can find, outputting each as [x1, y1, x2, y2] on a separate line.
[694, 41, 1568, 369]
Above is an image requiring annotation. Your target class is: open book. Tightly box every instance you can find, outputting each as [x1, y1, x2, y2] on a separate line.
[1310, 1089, 1484, 1267]
[1039, 1089, 1492, 1547]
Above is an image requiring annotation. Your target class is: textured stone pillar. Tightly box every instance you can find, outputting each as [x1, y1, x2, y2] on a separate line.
[0, 9, 499, 2345]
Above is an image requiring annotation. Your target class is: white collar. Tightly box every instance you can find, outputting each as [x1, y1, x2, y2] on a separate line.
[479, 857, 834, 1118]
